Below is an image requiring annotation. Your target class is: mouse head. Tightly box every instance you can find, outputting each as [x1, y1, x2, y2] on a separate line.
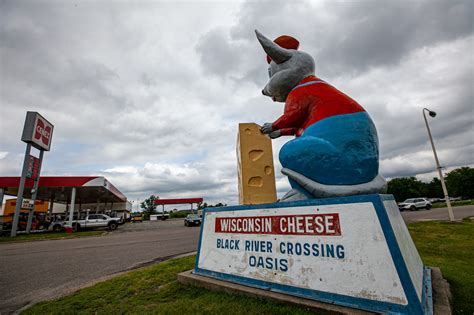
[256, 30, 315, 102]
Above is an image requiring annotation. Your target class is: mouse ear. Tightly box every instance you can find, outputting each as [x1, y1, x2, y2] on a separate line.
[255, 29, 293, 64]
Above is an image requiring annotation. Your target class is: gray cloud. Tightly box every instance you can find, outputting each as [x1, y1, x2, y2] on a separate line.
[196, 29, 243, 76]
[317, 0, 473, 75]
[199, 0, 473, 78]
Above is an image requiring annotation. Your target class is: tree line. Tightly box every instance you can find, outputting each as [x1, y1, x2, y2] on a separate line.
[387, 167, 473, 202]
[136, 195, 227, 218]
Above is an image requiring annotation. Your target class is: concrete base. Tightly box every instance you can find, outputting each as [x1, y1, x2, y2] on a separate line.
[178, 267, 451, 315]
[430, 267, 452, 315]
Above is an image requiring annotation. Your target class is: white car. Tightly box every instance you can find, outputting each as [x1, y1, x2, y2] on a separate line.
[50, 214, 119, 231]
[398, 198, 432, 211]
[73, 214, 119, 230]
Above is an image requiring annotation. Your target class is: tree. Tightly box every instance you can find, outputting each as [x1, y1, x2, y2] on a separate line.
[387, 166, 473, 201]
[387, 177, 426, 202]
[140, 195, 159, 216]
[197, 202, 227, 210]
[445, 167, 474, 199]
[425, 177, 444, 198]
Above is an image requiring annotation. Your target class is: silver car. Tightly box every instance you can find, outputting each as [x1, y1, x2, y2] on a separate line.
[398, 198, 432, 211]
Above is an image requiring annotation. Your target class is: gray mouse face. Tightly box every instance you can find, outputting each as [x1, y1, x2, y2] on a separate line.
[256, 30, 315, 102]
[263, 51, 315, 102]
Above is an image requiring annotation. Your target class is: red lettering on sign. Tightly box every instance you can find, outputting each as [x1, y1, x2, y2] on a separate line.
[34, 118, 51, 146]
[26, 155, 41, 180]
[215, 213, 341, 236]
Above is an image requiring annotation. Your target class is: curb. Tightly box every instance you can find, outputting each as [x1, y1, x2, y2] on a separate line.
[178, 266, 452, 315]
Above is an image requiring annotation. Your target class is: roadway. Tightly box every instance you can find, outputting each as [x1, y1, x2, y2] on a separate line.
[0, 219, 200, 314]
[400, 205, 474, 223]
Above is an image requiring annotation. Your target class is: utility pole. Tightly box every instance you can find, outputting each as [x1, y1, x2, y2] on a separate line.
[423, 108, 454, 222]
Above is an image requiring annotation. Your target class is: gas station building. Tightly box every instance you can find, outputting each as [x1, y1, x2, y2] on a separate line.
[0, 176, 131, 222]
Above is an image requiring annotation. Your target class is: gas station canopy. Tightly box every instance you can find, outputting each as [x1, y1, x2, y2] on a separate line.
[0, 176, 127, 204]
[154, 198, 203, 205]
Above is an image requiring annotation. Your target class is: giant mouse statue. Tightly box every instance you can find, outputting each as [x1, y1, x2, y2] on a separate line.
[256, 30, 387, 201]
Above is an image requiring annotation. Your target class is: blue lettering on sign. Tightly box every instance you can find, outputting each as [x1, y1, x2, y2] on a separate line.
[248, 255, 288, 272]
[244, 240, 273, 253]
[218, 238, 345, 273]
[279, 242, 345, 259]
[216, 238, 240, 250]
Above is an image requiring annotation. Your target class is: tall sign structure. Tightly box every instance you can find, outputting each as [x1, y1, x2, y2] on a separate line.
[11, 112, 53, 236]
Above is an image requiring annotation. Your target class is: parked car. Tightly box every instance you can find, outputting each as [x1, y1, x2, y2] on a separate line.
[184, 214, 202, 227]
[398, 198, 432, 211]
[49, 219, 64, 232]
[54, 214, 119, 231]
[150, 213, 170, 221]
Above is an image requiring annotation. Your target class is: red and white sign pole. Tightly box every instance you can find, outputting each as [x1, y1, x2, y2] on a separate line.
[25, 150, 44, 233]
[11, 112, 53, 236]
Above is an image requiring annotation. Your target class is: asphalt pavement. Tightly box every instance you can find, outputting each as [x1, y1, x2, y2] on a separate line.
[0, 219, 200, 314]
[400, 205, 474, 223]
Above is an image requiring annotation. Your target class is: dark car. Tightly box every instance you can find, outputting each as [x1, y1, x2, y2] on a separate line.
[184, 214, 202, 227]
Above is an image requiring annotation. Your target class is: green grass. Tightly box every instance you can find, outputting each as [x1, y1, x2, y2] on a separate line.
[408, 219, 474, 314]
[0, 230, 104, 243]
[23, 220, 474, 315]
[169, 211, 190, 219]
[432, 199, 474, 208]
[23, 255, 312, 315]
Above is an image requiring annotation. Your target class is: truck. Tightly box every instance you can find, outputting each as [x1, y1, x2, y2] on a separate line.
[150, 213, 170, 221]
[50, 214, 119, 231]
[131, 214, 143, 223]
[1, 199, 50, 232]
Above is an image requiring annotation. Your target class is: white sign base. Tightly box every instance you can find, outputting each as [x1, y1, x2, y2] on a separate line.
[194, 194, 432, 314]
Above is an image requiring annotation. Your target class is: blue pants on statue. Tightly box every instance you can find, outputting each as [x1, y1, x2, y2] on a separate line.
[280, 111, 379, 186]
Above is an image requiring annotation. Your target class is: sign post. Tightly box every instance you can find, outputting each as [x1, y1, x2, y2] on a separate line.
[11, 144, 32, 236]
[11, 112, 53, 237]
[0, 188, 4, 210]
[26, 150, 44, 233]
[67, 187, 76, 230]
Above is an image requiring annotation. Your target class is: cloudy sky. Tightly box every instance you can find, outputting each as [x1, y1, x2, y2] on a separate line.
[1, 0, 473, 206]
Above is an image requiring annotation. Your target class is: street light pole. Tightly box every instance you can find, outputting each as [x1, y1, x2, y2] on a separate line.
[422, 108, 455, 222]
